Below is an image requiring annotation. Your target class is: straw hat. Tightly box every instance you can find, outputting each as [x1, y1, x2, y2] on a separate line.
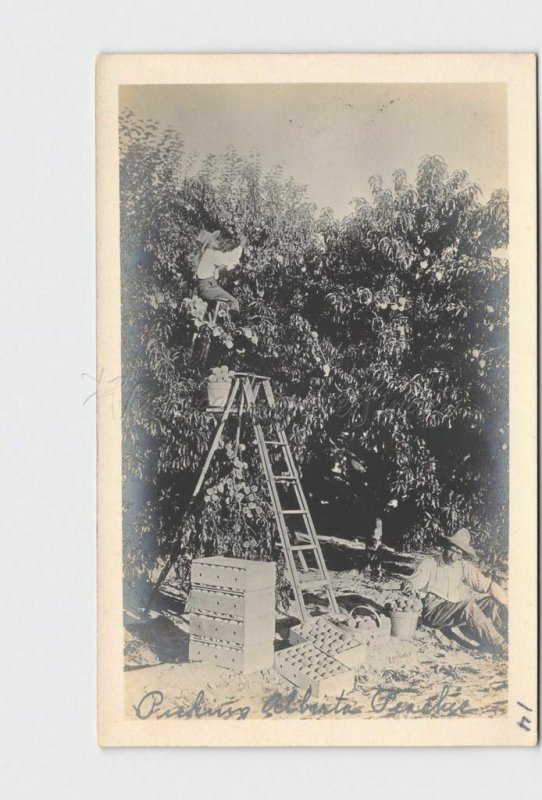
[196, 229, 220, 249]
[440, 528, 477, 559]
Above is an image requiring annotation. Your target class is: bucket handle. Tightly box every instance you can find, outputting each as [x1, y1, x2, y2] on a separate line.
[348, 603, 382, 628]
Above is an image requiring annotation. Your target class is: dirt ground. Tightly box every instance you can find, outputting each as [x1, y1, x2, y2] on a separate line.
[124, 568, 507, 721]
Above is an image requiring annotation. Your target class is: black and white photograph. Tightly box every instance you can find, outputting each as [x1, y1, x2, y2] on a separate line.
[96, 53, 537, 747]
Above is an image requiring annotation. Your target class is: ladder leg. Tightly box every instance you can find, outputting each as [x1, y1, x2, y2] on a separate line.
[277, 427, 340, 615]
[144, 543, 183, 615]
[193, 378, 240, 497]
[144, 379, 241, 613]
[234, 390, 245, 458]
[251, 418, 308, 621]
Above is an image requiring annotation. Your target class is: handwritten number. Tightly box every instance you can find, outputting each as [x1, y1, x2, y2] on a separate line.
[516, 700, 534, 732]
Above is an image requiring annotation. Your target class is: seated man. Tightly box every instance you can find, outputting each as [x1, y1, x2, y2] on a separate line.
[403, 528, 508, 654]
[195, 229, 245, 313]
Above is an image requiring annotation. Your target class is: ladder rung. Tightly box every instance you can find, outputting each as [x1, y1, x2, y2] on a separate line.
[281, 509, 307, 515]
[299, 579, 331, 590]
[235, 372, 270, 380]
[276, 543, 316, 552]
[273, 475, 297, 483]
[264, 440, 287, 446]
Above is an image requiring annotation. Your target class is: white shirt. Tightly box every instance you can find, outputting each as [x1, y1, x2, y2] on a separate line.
[408, 555, 490, 602]
[197, 245, 243, 280]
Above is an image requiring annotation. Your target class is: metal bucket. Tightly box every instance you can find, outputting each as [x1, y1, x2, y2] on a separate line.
[389, 610, 419, 640]
[207, 380, 232, 410]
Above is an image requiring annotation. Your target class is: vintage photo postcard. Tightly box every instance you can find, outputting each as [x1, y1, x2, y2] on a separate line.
[97, 54, 537, 747]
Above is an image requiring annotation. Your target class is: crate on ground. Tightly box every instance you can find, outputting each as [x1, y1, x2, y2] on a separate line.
[189, 637, 274, 674]
[189, 556, 277, 674]
[275, 641, 355, 698]
[289, 616, 366, 668]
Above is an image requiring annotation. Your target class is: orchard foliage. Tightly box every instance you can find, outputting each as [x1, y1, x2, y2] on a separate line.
[120, 111, 508, 600]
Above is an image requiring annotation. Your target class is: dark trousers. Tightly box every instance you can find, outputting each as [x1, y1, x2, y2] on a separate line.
[198, 278, 239, 312]
[422, 593, 507, 649]
[367, 546, 383, 579]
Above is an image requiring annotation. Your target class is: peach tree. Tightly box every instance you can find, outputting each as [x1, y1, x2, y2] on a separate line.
[119, 111, 509, 605]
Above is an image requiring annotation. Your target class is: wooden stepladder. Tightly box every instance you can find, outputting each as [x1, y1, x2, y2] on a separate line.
[146, 372, 339, 622]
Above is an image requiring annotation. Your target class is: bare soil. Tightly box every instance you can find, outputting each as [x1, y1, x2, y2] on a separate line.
[124, 568, 507, 721]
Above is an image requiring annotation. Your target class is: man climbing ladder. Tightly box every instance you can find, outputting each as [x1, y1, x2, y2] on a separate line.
[195, 229, 246, 312]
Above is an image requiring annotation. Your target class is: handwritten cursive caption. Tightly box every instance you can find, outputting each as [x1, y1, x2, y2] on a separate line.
[133, 685, 476, 721]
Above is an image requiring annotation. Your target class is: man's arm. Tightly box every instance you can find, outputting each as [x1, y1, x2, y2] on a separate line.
[488, 579, 508, 606]
[462, 560, 507, 604]
[212, 244, 243, 272]
[462, 559, 491, 594]
[402, 558, 432, 595]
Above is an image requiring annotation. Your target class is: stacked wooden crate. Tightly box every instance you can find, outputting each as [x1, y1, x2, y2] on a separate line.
[189, 556, 276, 674]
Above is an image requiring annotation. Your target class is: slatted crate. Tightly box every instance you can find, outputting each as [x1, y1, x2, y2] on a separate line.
[274, 641, 355, 698]
[191, 556, 276, 592]
[189, 637, 274, 674]
[289, 616, 366, 668]
[190, 612, 275, 647]
[189, 586, 275, 621]
[189, 556, 277, 674]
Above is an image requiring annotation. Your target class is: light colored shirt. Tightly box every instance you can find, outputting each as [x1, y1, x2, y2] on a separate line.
[197, 245, 243, 280]
[407, 555, 491, 602]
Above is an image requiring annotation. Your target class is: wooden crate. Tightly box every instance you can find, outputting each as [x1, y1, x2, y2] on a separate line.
[190, 612, 275, 647]
[275, 641, 355, 698]
[189, 637, 274, 674]
[191, 556, 276, 592]
[190, 586, 275, 621]
[289, 616, 366, 668]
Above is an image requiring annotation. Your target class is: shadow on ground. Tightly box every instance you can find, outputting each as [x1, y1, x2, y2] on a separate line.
[125, 613, 190, 670]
